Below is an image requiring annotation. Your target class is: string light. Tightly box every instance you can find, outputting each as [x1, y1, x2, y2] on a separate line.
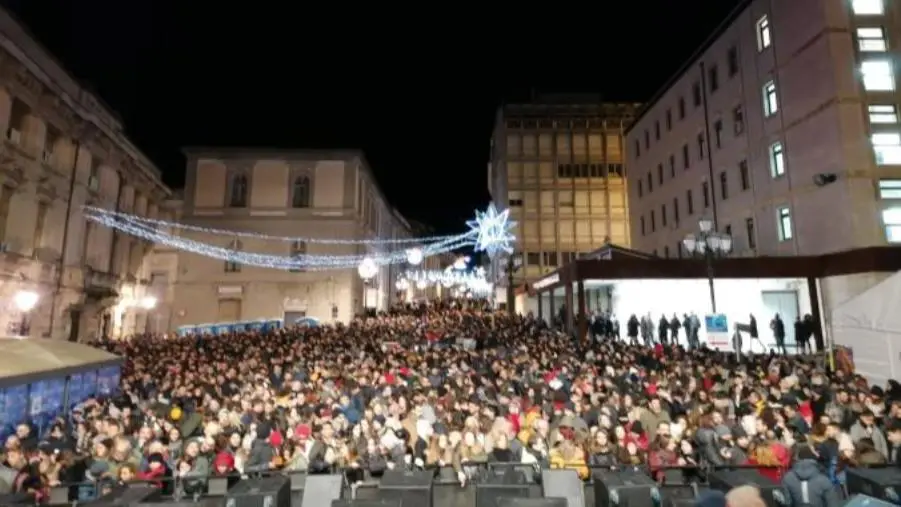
[83, 202, 516, 272]
[84, 206, 454, 245]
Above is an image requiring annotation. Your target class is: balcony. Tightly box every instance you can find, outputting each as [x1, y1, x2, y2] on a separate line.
[83, 266, 118, 292]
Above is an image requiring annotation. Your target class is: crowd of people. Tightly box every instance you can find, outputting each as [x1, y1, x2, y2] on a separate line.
[0, 298, 899, 507]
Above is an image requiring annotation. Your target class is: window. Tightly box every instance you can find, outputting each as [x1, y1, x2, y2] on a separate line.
[647, 172, 653, 192]
[727, 46, 740, 77]
[708, 65, 719, 93]
[714, 120, 723, 148]
[527, 252, 540, 266]
[229, 174, 248, 208]
[862, 60, 895, 91]
[657, 164, 664, 185]
[669, 154, 676, 177]
[650, 210, 656, 231]
[756, 15, 772, 51]
[702, 182, 710, 208]
[654, 121, 661, 141]
[637, 180, 643, 198]
[291, 176, 311, 208]
[884, 208, 901, 243]
[873, 133, 901, 165]
[666, 110, 672, 130]
[692, 82, 702, 107]
[858, 27, 888, 52]
[289, 240, 307, 272]
[644, 130, 650, 149]
[852, 0, 883, 15]
[869, 105, 899, 124]
[777, 206, 793, 241]
[31, 200, 48, 251]
[640, 216, 646, 236]
[634, 139, 641, 158]
[678, 97, 686, 119]
[224, 239, 242, 272]
[673, 197, 680, 223]
[770, 142, 786, 177]
[661, 204, 668, 227]
[697, 133, 706, 160]
[879, 180, 901, 199]
[682, 144, 690, 169]
[739, 160, 750, 191]
[733, 105, 745, 135]
[763, 81, 779, 117]
[686, 189, 694, 215]
[508, 198, 523, 207]
[746, 217, 756, 249]
[664, 246, 670, 258]
[719, 171, 729, 200]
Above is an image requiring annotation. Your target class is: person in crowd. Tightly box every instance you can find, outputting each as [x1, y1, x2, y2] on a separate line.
[782, 446, 842, 507]
[0, 297, 896, 504]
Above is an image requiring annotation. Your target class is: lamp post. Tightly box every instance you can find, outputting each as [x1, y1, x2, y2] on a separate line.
[13, 290, 39, 338]
[681, 218, 733, 314]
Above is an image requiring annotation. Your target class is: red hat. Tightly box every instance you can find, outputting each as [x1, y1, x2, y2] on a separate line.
[294, 424, 311, 440]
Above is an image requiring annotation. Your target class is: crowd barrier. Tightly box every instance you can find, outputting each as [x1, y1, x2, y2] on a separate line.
[40, 461, 790, 507]
[176, 317, 323, 337]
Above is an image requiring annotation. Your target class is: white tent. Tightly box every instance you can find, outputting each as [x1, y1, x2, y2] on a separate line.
[831, 270, 901, 385]
[0, 339, 121, 388]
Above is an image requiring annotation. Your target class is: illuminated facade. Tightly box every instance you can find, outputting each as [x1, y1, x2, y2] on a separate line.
[163, 149, 411, 329]
[488, 96, 640, 287]
[0, 7, 171, 340]
[627, 0, 901, 260]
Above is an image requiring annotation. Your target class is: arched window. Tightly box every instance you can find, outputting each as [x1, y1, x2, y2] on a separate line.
[224, 239, 242, 272]
[229, 174, 248, 208]
[292, 176, 311, 208]
[289, 240, 306, 272]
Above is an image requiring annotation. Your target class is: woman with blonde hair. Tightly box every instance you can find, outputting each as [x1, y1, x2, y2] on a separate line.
[549, 438, 589, 480]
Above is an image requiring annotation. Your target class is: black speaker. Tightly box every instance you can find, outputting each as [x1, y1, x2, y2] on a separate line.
[376, 470, 434, 507]
[477, 469, 533, 507]
[332, 500, 402, 507]
[847, 468, 901, 502]
[497, 498, 567, 507]
[225, 475, 291, 507]
[302, 474, 345, 507]
[707, 469, 786, 507]
[541, 470, 584, 507]
[660, 484, 704, 507]
[592, 468, 659, 507]
[91, 485, 163, 505]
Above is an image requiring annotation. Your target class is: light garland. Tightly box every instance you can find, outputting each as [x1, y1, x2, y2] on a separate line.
[83, 206, 456, 244]
[83, 202, 516, 272]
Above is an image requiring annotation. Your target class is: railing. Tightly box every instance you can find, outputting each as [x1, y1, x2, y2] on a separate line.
[83, 266, 118, 289]
[38, 461, 790, 507]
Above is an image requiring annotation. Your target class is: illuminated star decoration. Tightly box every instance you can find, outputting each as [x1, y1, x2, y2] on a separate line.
[467, 203, 517, 258]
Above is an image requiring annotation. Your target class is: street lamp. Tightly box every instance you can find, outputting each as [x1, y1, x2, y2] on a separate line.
[13, 290, 39, 337]
[682, 218, 732, 313]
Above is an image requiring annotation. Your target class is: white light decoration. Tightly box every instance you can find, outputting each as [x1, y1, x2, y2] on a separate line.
[416, 280, 428, 290]
[83, 203, 517, 272]
[466, 203, 516, 257]
[395, 279, 409, 291]
[14, 290, 39, 312]
[405, 248, 423, 265]
[357, 258, 378, 280]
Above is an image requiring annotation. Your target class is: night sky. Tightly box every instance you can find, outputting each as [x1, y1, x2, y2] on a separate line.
[3, 1, 743, 234]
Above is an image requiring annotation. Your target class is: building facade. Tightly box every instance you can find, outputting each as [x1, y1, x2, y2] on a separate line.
[488, 96, 640, 290]
[167, 149, 410, 328]
[626, 0, 901, 260]
[0, 8, 171, 340]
